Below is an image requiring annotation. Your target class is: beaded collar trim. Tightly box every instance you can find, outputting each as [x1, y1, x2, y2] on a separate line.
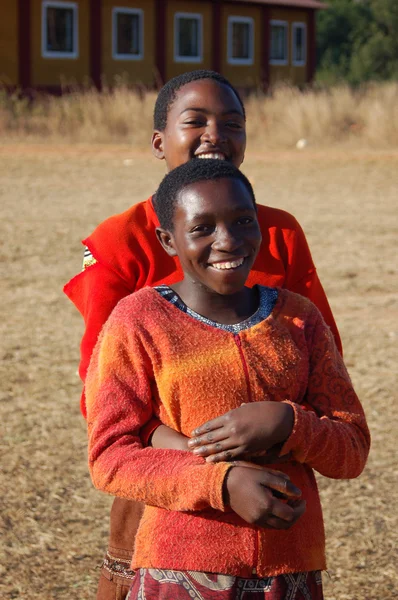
[154, 285, 278, 333]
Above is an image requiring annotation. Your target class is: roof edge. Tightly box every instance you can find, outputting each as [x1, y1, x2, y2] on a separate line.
[228, 0, 328, 10]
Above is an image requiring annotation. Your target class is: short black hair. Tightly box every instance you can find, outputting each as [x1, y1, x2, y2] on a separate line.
[153, 70, 246, 131]
[153, 159, 256, 231]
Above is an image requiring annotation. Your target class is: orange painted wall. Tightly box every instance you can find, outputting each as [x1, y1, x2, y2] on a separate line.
[165, 0, 213, 81]
[220, 3, 262, 89]
[269, 8, 309, 86]
[0, 1, 19, 85]
[101, 0, 156, 86]
[30, 0, 90, 86]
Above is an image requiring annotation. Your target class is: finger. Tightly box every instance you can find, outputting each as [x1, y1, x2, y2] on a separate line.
[268, 498, 306, 526]
[192, 436, 242, 456]
[191, 417, 225, 437]
[228, 460, 266, 471]
[261, 468, 291, 479]
[259, 473, 301, 499]
[289, 498, 307, 521]
[263, 515, 293, 530]
[262, 515, 296, 530]
[287, 499, 307, 525]
[225, 462, 290, 478]
[188, 428, 229, 449]
[205, 448, 244, 463]
[268, 497, 298, 522]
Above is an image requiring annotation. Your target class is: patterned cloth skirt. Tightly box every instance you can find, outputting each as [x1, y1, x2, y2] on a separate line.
[127, 568, 323, 600]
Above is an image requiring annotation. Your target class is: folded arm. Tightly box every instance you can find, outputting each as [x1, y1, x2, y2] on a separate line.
[281, 312, 370, 478]
[86, 311, 230, 512]
[188, 310, 369, 478]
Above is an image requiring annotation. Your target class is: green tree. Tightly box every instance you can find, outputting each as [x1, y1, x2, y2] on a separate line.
[316, 0, 398, 84]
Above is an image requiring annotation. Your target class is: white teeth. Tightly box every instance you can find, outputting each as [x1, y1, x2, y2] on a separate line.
[211, 257, 245, 270]
[197, 153, 226, 160]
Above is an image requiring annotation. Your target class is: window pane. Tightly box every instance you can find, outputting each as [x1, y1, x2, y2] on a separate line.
[270, 25, 286, 61]
[295, 27, 304, 61]
[46, 7, 74, 52]
[178, 18, 199, 57]
[232, 22, 250, 59]
[117, 13, 141, 55]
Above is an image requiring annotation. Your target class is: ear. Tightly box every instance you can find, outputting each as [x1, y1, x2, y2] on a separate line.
[155, 227, 178, 257]
[152, 131, 165, 161]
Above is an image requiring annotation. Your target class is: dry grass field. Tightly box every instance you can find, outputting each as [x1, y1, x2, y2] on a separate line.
[0, 142, 397, 599]
[1, 82, 398, 149]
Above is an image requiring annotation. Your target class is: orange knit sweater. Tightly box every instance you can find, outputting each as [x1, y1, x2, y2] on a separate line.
[86, 287, 370, 578]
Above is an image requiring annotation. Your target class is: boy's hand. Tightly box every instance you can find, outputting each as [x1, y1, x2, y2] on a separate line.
[225, 466, 306, 529]
[188, 402, 294, 463]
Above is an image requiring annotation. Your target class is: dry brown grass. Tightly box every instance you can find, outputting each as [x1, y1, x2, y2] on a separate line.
[246, 83, 398, 149]
[1, 82, 398, 149]
[0, 143, 397, 599]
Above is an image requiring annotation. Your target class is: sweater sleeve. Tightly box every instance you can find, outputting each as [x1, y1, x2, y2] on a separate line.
[290, 268, 342, 356]
[86, 309, 231, 512]
[284, 219, 342, 355]
[63, 261, 133, 418]
[281, 311, 370, 479]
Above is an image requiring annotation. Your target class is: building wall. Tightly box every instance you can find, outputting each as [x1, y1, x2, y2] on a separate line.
[7, 0, 315, 90]
[101, 0, 156, 86]
[30, 0, 90, 86]
[0, 2, 19, 85]
[165, 0, 213, 81]
[269, 7, 309, 87]
[221, 3, 263, 89]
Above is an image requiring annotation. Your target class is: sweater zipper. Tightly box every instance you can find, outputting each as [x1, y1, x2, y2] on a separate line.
[233, 334, 252, 404]
[234, 334, 258, 574]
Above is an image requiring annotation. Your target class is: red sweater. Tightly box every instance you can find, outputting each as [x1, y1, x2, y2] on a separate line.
[64, 198, 342, 418]
[86, 287, 370, 578]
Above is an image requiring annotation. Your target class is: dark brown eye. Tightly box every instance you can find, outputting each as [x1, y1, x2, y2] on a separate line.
[183, 117, 206, 126]
[191, 225, 212, 234]
[226, 121, 243, 129]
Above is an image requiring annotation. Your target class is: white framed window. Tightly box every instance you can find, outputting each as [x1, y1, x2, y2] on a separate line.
[174, 13, 202, 63]
[227, 16, 254, 65]
[112, 7, 144, 60]
[270, 20, 288, 66]
[42, 1, 78, 59]
[292, 22, 306, 66]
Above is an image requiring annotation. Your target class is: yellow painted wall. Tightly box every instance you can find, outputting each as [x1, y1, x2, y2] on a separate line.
[0, 2, 18, 85]
[101, 0, 156, 86]
[269, 8, 309, 86]
[31, 0, 90, 86]
[221, 4, 262, 89]
[165, 0, 213, 81]
[3, 0, 312, 91]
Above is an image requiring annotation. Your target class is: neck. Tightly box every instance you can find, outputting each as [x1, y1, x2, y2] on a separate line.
[171, 279, 258, 325]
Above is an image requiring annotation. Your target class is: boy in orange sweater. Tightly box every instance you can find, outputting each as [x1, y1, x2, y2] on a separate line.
[64, 70, 342, 598]
[86, 159, 370, 600]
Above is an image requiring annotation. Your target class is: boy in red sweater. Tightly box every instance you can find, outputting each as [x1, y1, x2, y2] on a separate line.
[86, 159, 370, 599]
[64, 70, 342, 600]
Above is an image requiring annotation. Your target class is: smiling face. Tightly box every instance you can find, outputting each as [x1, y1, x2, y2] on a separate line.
[152, 79, 246, 171]
[158, 178, 261, 296]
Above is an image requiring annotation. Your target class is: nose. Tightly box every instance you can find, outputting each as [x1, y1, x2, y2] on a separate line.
[201, 120, 226, 146]
[212, 225, 241, 252]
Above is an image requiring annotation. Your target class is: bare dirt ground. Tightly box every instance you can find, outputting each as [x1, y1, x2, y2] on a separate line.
[0, 144, 397, 599]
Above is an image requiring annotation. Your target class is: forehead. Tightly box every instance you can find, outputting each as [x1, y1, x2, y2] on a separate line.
[169, 79, 244, 118]
[175, 178, 254, 221]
